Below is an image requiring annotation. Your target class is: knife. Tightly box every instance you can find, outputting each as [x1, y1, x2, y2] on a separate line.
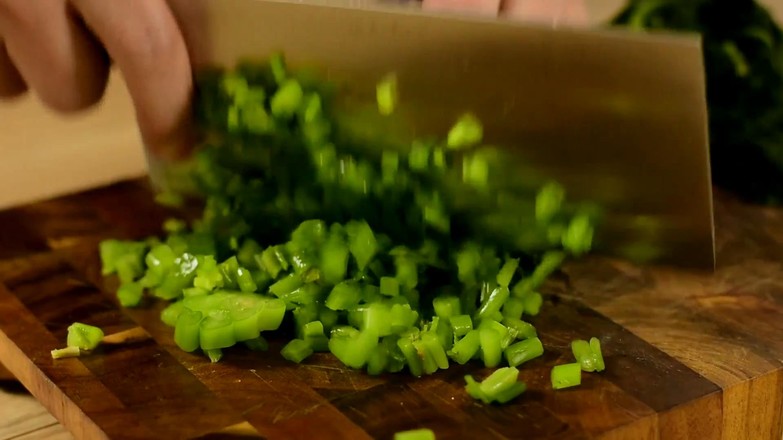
[160, 0, 715, 269]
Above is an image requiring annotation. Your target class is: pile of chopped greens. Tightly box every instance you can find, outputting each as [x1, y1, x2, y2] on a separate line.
[612, 0, 783, 204]
[90, 53, 604, 404]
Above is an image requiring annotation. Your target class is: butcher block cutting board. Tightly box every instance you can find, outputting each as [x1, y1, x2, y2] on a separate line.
[0, 180, 782, 440]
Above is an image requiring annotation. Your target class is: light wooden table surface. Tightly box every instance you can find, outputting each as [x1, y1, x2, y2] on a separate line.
[1, 2, 781, 439]
[0, 72, 143, 440]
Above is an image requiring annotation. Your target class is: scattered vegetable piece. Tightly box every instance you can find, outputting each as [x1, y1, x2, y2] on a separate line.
[551, 363, 582, 390]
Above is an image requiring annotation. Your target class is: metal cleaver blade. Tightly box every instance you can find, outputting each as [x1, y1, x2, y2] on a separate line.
[165, 0, 715, 269]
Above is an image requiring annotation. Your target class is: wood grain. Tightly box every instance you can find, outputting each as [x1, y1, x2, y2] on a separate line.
[0, 180, 781, 439]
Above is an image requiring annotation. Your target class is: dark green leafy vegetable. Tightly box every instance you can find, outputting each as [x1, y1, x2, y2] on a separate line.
[612, 0, 783, 204]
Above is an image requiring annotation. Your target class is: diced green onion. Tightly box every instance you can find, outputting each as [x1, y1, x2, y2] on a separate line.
[380, 277, 400, 297]
[117, 282, 144, 307]
[271, 79, 304, 118]
[433, 295, 461, 319]
[376, 73, 398, 116]
[475, 286, 510, 320]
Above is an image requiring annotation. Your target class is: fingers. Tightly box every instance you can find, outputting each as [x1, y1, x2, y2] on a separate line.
[71, 0, 194, 159]
[0, 0, 109, 111]
[0, 38, 25, 98]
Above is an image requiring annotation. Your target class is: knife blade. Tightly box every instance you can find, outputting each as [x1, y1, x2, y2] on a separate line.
[164, 0, 715, 268]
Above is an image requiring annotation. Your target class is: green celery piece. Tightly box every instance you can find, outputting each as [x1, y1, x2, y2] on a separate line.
[447, 329, 480, 365]
[390, 303, 419, 334]
[237, 239, 262, 269]
[290, 219, 327, 250]
[397, 333, 424, 377]
[174, 309, 203, 352]
[376, 73, 398, 116]
[269, 273, 303, 298]
[432, 295, 461, 319]
[194, 255, 224, 291]
[394, 256, 418, 290]
[420, 331, 449, 371]
[319, 307, 339, 332]
[456, 244, 481, 285]
[501, 297, 525, 320]
[116, 282, 144, 308]
[230, 302, 263, 342]
[281, 283, 321, 307]
[303, 93, 322, 123]
[504, 337, 544, 367]
[380, 277, 400, 297]
[394, 428, 435, 440]
[218, 256, 240, 290]
[551, 363, 582, 390]
[199, 310, 236, 350]
[271, 79, 304, 118]
[475, 286, 510, 320]
[99, 239, 147, 279]
[329, 328, 379, 369]
[255, 247, 284, 279]
[464, 375, 491, 404]
[479, 326, 503, 368]
[66, 323, 104, 351]
[562, 213, 594, 256]
[512, 251, 565, 297]
[523, 292, 543, 316]
[236, 267, 257, 293]
[382, 151, 399, 183]
[590, 337, 606, 372]
[383, 335, 407, 373]
[346, 220, 378, 271]
[321, 234, 350, 285]
[493, 381, 527, 404]
[363, 303, 392, 337]
[434, 316, 453, 351]
[408, 140, 430, 171]
[478, 366, 520, 398]
[447, 113, 483, 149]
[366, 343, 390, 375]
[535, 182, 565, 224]
[325, 281, 362, 311]
[51, 346, 81, 359]
[496, 258, 519, 288]
[152, 252, 200, 300]
[183, 287, 210, 298]
[462, 151, 489, 188]
[242, 102, 273, 134]
[281, 339, 314, 363]
[161, 301, 185, 327]
[269, 53, 287, 83]
[501, 317, 537, 340]
[450, 314, 473, 337]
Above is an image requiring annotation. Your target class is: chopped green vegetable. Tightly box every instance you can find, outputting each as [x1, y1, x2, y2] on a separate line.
[464, 367, 526, 404]
[447, 113, 483, 149]
[95, 53, 603, 402]
[376, 73, 398, 116]
[66, 323, 104, 351]
[551, 363, 582, 390]
[394, 428, 436, 440]
[281, 338, 314, 363]
[51, 346, 81, 359]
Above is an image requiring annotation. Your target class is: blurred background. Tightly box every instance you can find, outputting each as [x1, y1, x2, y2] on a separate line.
[0, 0, 781, 210]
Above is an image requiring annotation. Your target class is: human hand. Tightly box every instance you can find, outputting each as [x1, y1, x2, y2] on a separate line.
[422, 0, 589, 26]
[0, 0, 193, 159]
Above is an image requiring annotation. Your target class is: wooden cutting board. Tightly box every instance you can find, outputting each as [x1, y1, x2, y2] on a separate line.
[0, 179, 781, 440]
